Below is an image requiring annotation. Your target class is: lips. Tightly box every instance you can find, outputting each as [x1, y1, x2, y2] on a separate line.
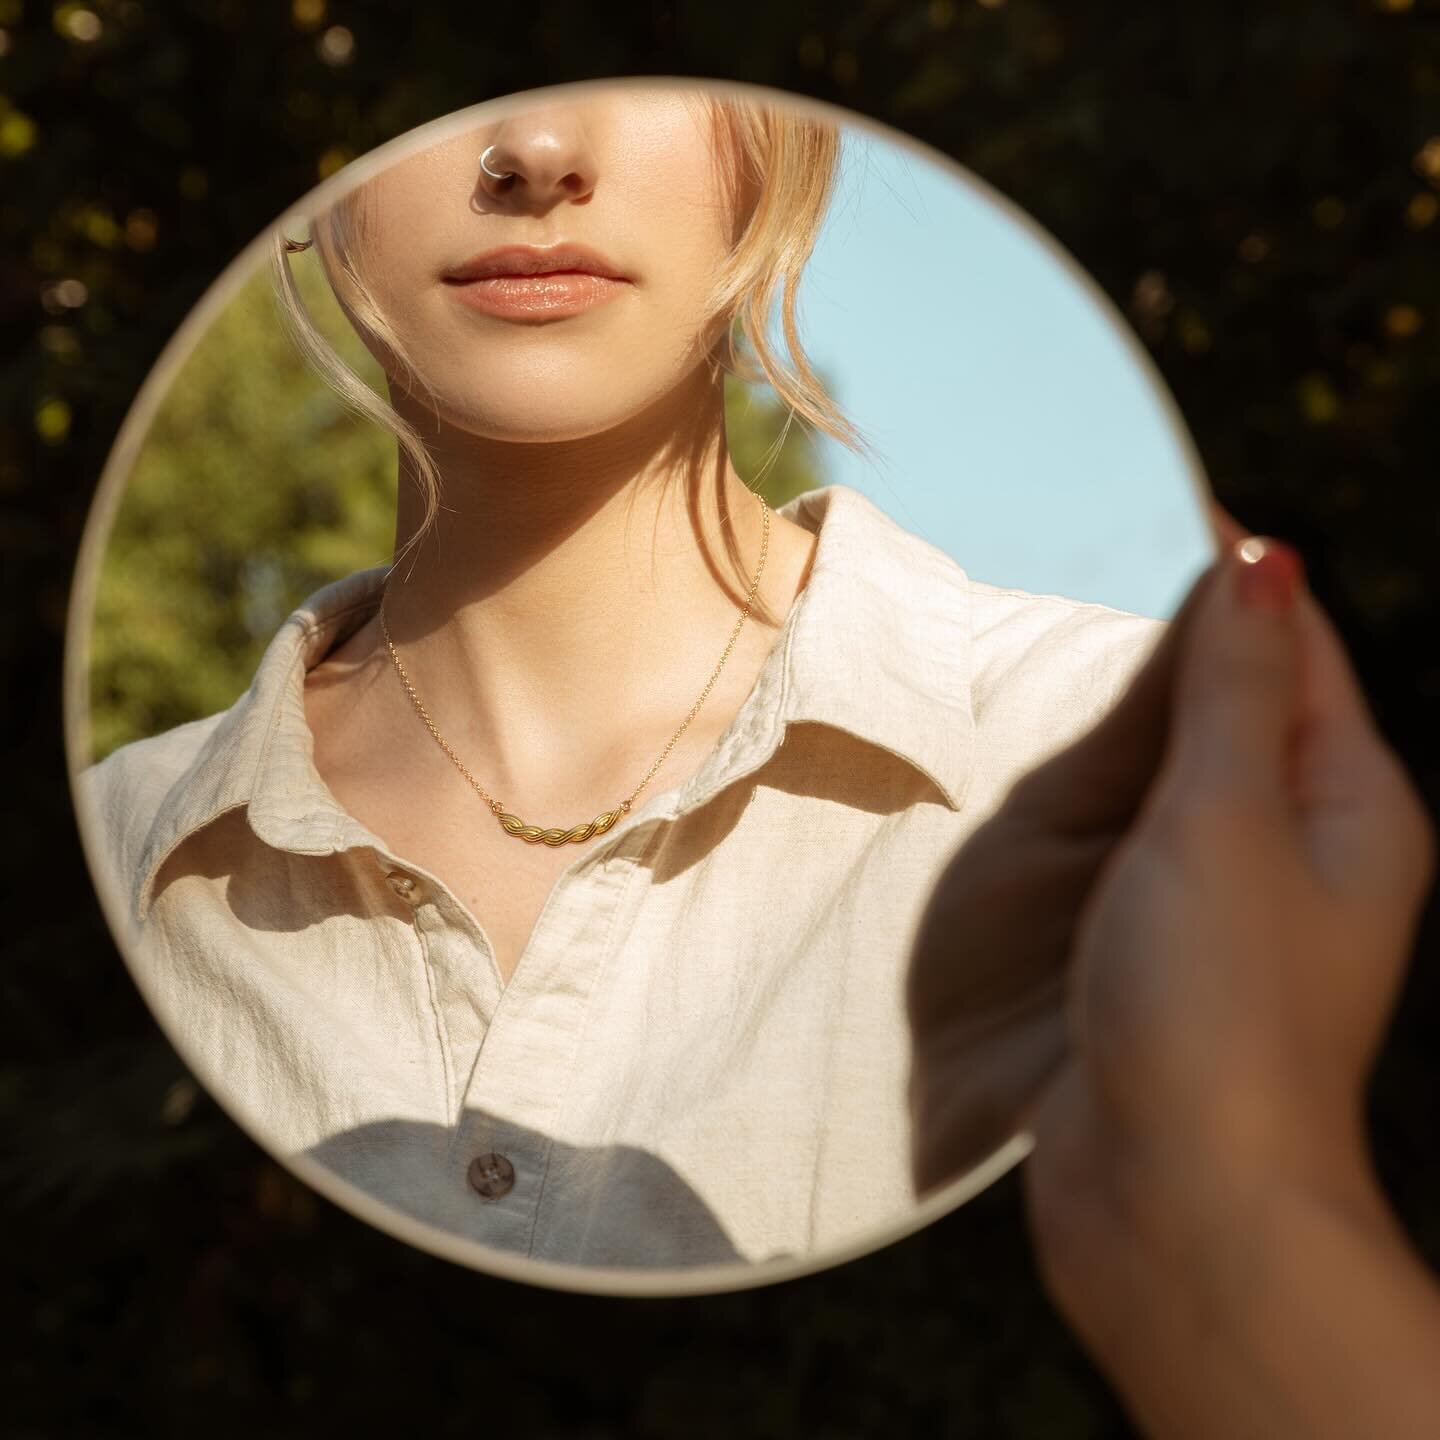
[442, 243, 628, 283]
[442, 245, 632, 322]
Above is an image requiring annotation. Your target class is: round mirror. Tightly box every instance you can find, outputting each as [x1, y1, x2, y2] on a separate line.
[65, 77, 1217, 1296]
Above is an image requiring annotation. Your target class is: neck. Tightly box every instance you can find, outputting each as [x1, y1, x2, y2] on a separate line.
[368, 365, 814, 807]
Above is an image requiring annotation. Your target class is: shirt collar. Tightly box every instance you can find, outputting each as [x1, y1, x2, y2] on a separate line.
[132, 483, 975, 921]
[662, 482, 975, 827]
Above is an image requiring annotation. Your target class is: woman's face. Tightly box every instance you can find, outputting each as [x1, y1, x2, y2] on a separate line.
[325, 88, 752, 444]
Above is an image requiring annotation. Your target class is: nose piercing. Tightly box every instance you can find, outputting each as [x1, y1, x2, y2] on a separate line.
[480, 145, 515, 181]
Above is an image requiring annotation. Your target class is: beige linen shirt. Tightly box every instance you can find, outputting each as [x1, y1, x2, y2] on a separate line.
[78, 483, 1166, 1270]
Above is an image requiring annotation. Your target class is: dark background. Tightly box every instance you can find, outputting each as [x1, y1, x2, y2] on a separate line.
[5, 1, 1439, 1435]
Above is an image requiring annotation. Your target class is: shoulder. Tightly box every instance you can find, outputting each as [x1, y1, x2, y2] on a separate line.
[798, 482, 1169, 710]
[967, 579, 1166, 675]
[962, 577, 1167, 737]
[74, 713, 230, 882]
[75, 563, 387, 871]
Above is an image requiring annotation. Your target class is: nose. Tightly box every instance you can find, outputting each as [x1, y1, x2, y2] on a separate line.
[476, 108, 599, 211]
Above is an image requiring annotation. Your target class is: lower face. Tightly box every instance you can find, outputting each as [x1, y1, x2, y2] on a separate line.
[354, 96, 735, 441]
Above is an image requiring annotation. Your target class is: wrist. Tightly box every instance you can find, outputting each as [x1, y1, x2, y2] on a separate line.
[1030, 1097, 1390, 1350]
[1106, 1105, 1390, 1278]
[1095, 1136, 1440, 1440]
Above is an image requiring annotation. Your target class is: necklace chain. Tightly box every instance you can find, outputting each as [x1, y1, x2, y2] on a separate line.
[378, 487, 771, 846]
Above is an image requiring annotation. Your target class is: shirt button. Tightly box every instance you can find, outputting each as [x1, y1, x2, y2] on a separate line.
[467, 1152, 515, 1199]
[385, 869, 418, 901]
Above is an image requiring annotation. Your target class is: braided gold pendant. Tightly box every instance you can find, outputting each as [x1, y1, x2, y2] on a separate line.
[496, 807, 625, 845]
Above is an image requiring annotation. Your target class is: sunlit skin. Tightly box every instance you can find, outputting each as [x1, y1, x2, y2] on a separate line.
[301, 89, 820, 987]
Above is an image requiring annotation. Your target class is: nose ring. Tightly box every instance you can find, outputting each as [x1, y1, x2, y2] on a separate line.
[480, 145, 515, 181]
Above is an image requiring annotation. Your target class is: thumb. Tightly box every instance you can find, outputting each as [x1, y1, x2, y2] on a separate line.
[1164, 535, 1308, 812]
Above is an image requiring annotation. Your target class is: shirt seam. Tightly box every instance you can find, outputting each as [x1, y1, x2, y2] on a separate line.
[409, 911, 458, 1129]
[522, 830, 663, 1261]
[295, 592, 384, 639]
[969, 585, 1159, 621]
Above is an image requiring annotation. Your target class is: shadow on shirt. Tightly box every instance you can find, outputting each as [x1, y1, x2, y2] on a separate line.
[644, 720, 953, 888]
[298, 1108, 786, 1271]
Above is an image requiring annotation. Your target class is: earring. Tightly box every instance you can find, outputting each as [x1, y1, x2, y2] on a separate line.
[479, 144, 515, 181]
[282, 236, 313, 253]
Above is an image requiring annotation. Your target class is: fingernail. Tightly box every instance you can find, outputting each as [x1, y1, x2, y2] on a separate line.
[1233, 537, 1305, 611]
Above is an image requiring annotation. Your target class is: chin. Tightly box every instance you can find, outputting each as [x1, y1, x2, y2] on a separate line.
[432, 361, 686, 444]
[442, 395, 663, 446]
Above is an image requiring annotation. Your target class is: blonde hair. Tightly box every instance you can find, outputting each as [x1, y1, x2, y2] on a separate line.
[268, 89, 867, 559]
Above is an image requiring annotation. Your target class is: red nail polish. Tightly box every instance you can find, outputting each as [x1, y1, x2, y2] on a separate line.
[1234, 538, 1304, 611]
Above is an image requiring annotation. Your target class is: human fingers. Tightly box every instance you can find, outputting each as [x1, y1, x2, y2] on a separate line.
[1159, 536, 1306, 819]
[1289, 583, 1437, 930]
[908, 560, 1221, 1199]
[1292, 587, 1430, 837]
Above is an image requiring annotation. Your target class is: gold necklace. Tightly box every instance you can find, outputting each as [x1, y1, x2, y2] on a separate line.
[378, 487, 771, 846]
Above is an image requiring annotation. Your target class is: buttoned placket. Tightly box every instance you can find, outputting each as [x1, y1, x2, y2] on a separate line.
[345, 793, 683, 1250]
[323, 662, 792, 1253]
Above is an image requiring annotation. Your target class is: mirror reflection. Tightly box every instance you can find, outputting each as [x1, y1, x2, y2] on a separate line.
[70, 78, 1215, 1292]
